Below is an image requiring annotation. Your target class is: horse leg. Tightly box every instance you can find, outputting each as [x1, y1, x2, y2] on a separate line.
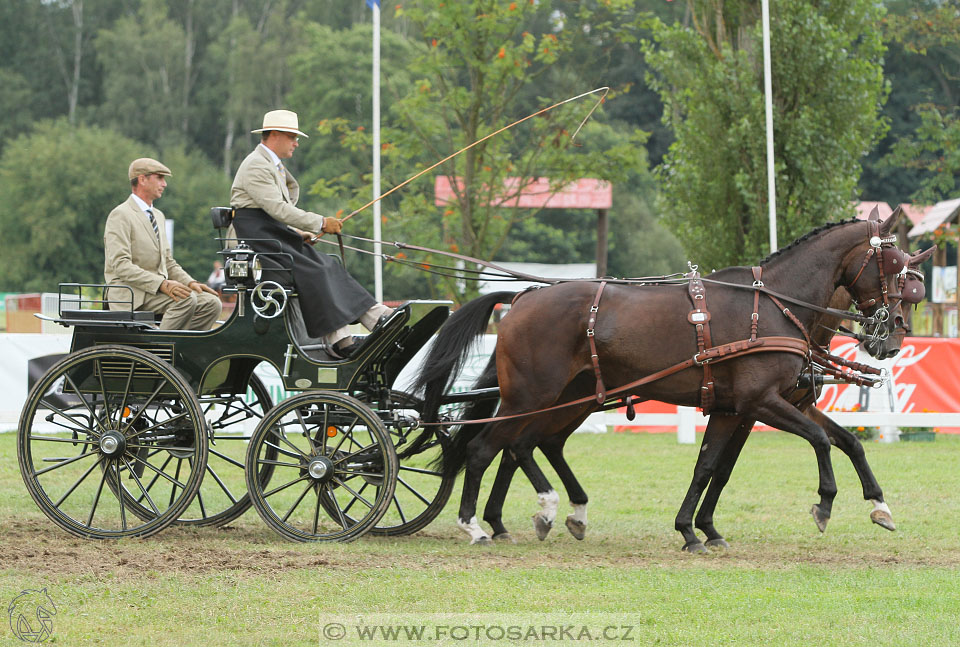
[753, 395, 838, 532]
[515, 453, 560, 540]
[538, 436, 589, 540]
[694, 419, 755, 549]
[807, 406, 895, 531]
[457, 429, 506, 545]
[482, 450, 521, 542]
[674, 415, 743, 553]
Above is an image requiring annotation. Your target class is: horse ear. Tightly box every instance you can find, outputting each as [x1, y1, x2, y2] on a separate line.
[909, 245, 936, 267]
[868, 205, 880, 221]
[880, 205, 903, 236]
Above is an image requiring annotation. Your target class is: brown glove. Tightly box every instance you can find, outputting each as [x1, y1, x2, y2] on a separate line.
[322, 217, 343, 234]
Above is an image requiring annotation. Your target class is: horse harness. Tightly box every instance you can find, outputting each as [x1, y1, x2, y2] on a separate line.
[585, 222, 900, 415]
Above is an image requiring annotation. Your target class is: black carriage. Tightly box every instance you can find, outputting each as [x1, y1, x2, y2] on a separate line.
[17, 209, 488, 542]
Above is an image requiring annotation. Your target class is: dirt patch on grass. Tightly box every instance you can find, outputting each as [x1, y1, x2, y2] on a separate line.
[5, 516, 960, 579]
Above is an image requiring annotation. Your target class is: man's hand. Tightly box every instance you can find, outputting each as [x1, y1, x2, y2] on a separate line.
[160, 279, 192, 301]
[189, 281, 219, 296]
[321, 217, 343, 234]
[300, 230, 318, 246]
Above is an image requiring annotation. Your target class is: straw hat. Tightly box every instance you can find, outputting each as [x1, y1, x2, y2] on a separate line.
[251, 109, 308, 138]
[128, 158, 172, 180]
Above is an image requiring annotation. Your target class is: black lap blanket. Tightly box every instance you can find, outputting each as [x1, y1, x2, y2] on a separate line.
[232, 208, 375, 337]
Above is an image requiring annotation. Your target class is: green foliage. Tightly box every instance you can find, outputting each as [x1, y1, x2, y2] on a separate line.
[880, 1, 960, 203]
[645, 0, 889, 269]
[0, 120, 226, 292]
[0, 120, 144, 291]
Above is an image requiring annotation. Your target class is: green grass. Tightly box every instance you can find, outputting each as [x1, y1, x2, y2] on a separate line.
[2, 431, 959, 646]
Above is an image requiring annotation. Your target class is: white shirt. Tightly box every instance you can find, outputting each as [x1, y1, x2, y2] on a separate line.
[130, 193, 153, 215]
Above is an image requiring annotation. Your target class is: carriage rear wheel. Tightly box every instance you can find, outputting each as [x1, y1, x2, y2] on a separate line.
[17, 345, 207, 539]
[245, 392, 397, 542]
[359, 390, 455, 537]
[174, 372, 275, 526]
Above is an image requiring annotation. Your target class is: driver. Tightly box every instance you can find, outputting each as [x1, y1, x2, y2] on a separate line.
[104, 158, 221, 330]
[229, 109, 392, 358]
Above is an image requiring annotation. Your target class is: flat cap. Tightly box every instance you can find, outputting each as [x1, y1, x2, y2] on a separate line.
[128, 158, 172, 180]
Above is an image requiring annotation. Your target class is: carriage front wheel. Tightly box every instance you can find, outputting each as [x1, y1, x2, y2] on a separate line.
[17, 345, 207, 539]
[245, 392, 398, 542]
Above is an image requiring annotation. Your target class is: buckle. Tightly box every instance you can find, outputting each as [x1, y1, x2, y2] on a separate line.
[586, 328, 595, 337]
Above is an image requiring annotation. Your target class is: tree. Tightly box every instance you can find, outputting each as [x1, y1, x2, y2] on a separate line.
[308, 0, 651, 302]
[882, 0, 960, 203]
[0, 121, 145, 292]
[645, 0, 888, 269]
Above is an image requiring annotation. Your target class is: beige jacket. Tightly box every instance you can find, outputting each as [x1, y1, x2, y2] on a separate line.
[229, 145, 325, 233]
[103, 196, 195, 309]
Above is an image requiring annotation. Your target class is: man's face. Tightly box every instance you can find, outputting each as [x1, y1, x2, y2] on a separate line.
[267, 131, 299, 159]
[138, 173, 167, 202]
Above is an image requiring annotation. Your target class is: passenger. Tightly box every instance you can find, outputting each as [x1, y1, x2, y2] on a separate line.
[104, 158, 221, 330]
[229, 109, 392, 358]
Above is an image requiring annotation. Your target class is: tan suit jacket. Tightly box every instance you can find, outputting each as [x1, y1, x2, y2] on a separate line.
[104, 196, 195, 309]
[229, 145, 325, 234]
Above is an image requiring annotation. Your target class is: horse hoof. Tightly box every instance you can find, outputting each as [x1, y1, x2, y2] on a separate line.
[810, 504, 830, 533]
[470, 535, 493, 546]
[705, 537, 730, 550]
[565, 516, 586, 541]
[870, 509, 896, 532]
[681, 540, 707, 554]
[492, 532, 517, 544]
[532, 514, 554, 541]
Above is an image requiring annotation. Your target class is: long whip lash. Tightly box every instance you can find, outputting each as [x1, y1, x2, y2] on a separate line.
[339, 87, 610, 224]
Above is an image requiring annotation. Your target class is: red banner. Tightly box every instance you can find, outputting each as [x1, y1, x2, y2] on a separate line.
[614, 337, 960, 433]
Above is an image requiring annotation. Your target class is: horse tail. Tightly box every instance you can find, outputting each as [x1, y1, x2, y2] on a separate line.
[439, 352, 501, 477]
[396, 291, 513, 460]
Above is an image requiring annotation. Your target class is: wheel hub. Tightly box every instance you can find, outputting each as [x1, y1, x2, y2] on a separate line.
[307, 456, 334, 482]
[99, 430, 127, 456]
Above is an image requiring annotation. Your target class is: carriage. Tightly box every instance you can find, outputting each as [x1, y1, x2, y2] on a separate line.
[16, 208, 497, 542]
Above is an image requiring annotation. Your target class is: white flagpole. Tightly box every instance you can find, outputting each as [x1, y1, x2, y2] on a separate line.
[762, 0, 777, 253]
[372, 1, 384, 301]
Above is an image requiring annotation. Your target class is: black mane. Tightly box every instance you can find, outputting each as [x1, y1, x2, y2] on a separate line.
[759, 218, 859, 266]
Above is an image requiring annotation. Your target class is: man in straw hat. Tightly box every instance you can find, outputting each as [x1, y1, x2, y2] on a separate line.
[104, 158, 221, 330]
[230, 109, 393, 359]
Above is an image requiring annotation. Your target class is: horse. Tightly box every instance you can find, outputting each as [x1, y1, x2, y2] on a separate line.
[413, 213, 915, 547]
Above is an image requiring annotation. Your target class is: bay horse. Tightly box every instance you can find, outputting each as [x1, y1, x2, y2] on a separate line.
[413, 214, 915, 547]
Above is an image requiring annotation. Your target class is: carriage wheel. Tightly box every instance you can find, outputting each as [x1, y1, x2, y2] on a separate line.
[361, 391, 455, 537]
[245, 392, 397, 542]
[173, 373, 275, 526]
[17, 345, 207, 539]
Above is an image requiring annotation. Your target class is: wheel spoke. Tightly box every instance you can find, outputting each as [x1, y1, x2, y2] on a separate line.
[323, 483, 349, 529]
[86, 459, 110, 527]
[127, 452, 188, 490]
[396, 475, 434, 506]
[262, 474, 311, 499]
[281, 482, 314, 522]
[331, 476, 375, 511]
[29, 434, 98, 446]
[268, 427, 310, 459]
[38, 402, 103, 440]
[62, 373, 110, 436]
[203, 462, 239, 505]
[113, 460, 128, 531]
[121, 456, 161, 516]
[53, 455, 104, 507]
[33, 449, 98, 477]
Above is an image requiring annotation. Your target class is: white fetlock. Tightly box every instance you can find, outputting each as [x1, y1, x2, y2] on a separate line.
[458, 516, 491, 544]
[871, 499, 891, 516]
[569, 502, 587, 526]
[536, 489, 559, 525]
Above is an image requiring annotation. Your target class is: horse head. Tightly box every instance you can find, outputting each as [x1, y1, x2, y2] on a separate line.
[838, 207, 911, 359]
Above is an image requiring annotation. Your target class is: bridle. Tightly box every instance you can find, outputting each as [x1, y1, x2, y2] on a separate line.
[843, 220, 907, 344]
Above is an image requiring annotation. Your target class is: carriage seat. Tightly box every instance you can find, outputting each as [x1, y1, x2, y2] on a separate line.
[60, 309, 158, 323]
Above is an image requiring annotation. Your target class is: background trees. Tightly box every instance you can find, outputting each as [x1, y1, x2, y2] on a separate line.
[0, 0, 956, 295]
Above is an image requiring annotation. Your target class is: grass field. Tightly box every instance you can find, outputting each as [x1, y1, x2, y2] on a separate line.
[2, 430, 959, 646]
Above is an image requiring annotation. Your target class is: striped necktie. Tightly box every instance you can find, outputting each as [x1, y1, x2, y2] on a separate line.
[277, 162, 287, 179]
[145, 208, 160, 241]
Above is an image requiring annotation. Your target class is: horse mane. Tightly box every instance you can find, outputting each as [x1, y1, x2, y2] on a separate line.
[759, 218, 859, 266]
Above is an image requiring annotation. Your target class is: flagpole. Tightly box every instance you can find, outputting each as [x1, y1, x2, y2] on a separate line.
[762, 0, 777, 253]
[371, 0, 384, 301]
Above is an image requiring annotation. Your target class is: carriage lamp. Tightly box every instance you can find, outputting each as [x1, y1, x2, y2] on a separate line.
[223, 243, 262, 286]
